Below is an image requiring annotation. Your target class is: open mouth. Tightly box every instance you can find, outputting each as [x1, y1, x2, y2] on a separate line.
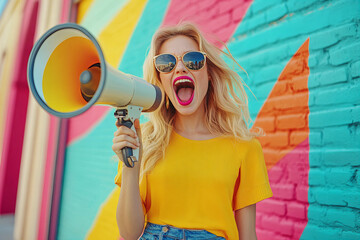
[173, 76, 195, 106]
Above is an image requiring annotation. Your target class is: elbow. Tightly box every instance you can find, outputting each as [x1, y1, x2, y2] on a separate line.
[118, 231, 143, 240]
[117, 216, 144, 240]
[118, 222, 143, 240]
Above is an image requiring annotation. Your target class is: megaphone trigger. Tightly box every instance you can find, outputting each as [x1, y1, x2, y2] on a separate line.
[114, 106, 143, 168]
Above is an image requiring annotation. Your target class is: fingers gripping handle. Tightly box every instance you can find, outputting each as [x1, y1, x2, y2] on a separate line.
[114, 106, 142, 168]
[117, 118, 137, 167]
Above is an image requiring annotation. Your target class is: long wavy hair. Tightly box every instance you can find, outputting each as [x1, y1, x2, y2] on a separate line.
[140, 22, 261, 177]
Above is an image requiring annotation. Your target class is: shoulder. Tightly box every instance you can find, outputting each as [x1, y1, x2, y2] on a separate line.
[231, 136, 262, 153]
[229, 137, 263, 166]
[247, 138, 262, 152]
[212, 136, 261, 165]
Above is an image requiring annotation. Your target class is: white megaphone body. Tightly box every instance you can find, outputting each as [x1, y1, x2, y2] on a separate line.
[27, 23, 162, 167]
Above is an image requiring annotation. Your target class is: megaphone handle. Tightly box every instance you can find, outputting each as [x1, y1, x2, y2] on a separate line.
[118, 119, 136, 168]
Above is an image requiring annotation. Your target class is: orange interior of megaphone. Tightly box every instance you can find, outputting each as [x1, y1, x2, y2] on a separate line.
[43, 36, 101, 113]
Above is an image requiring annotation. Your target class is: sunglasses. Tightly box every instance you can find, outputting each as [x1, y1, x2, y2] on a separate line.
[154, 51, 207, 73]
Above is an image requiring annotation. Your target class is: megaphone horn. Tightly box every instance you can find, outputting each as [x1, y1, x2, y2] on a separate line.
[27, 23, 163, 167]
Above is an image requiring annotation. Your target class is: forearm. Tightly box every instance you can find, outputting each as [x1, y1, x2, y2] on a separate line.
[235, 204, 257, 240]
[116, 166, 145, 240]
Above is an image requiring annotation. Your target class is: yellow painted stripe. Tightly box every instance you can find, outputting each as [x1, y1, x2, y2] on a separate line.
[97, 0, 148, 67]
[86, 188, 120, 240]
[77, 0, 95, 24]
[85, 2, 148, 238]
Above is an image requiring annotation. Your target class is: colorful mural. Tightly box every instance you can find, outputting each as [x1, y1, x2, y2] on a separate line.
[54, 0, 360, 239]
[0, 0, 8, 16]
[1, 0, 359, 239]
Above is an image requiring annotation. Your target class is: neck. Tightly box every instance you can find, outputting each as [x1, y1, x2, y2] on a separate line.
[173, 104, 212, 139]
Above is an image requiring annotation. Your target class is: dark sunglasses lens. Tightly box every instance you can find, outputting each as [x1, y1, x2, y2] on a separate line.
[155, 54, 176, 73]
[183, 52, 205, 70]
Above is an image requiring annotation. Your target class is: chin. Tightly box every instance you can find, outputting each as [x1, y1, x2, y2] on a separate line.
[173, 102, 202, 116]
[170, 93, 206, 116]
[175, 108, 197, 116]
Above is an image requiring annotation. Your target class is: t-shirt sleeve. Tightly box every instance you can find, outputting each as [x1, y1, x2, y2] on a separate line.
[114, 160, 148, 214]
[114, 160, 123, 187]
[233, 138, 273, 210]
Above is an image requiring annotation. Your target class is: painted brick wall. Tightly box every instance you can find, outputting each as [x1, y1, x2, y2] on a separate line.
[162, 0, 360, 239]
[54, 0, 360, 239]
[226, 0, 360, 239]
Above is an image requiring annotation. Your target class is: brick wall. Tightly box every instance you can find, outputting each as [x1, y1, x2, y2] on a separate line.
[163, 0, 360, 239]
[54, 0, 360, 239]
[227, 0, 360, 239]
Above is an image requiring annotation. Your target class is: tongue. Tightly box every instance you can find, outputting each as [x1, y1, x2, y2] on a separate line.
[177, 88, 193, 102]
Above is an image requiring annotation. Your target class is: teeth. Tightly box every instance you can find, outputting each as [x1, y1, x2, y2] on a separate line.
[174, 79, 192, 85]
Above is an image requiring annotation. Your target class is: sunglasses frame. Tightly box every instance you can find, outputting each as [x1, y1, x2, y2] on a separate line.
[153, 51, 207, 73]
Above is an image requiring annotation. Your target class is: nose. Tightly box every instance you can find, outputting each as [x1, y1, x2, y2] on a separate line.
[175, 58, 188, 74]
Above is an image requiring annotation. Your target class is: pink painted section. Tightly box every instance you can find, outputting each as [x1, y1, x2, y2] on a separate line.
[257, 138, 309, 240]
[67, 106, 111, 145]
[59, 2, 107, 146]
[162, 0, 252, 46]
[65, 0, 253, 145]
[37, 1, 78, 239]
[60, 0, 78, 23]
[60, 0, 72, 22]
[0, 0, 38, 214]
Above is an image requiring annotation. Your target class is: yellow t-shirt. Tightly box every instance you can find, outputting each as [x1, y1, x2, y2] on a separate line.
[115, 130, 273, 240]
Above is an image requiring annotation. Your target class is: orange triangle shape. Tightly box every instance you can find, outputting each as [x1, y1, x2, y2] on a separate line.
[252, 38, 310, 169]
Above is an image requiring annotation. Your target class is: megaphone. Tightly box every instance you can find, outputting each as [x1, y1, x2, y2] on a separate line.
[27, 23, 162, 167]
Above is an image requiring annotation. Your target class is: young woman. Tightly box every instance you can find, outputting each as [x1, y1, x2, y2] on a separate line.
[112, 22, 273, 240]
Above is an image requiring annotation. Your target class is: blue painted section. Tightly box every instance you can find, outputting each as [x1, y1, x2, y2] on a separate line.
[55, 0, 360, 238]
[229, 0, 360, 127]
[304, 1, 360, 239]
[228, 3, 307, 127]
[57, 112, 118, 240]
[0, 0, 8, 17]
[117, 0, 171, 76]
[80, 0, 129, 37]
[57, 0, 170, 239]
[229, 0, 360, 239]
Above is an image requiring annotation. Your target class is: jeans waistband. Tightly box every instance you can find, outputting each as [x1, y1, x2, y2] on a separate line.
[143, 222, 222, 240]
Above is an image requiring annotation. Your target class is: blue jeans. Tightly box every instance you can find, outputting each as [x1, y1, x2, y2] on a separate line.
[140, 222, 225, 240]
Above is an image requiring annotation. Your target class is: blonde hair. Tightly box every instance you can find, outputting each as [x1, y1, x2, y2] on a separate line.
[140, 22, 261, 177]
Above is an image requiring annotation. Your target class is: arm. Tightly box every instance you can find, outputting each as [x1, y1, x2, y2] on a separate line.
[113, 119, 145, 239]
[235, 204, 257, 240]
[116, 165, 145, 239]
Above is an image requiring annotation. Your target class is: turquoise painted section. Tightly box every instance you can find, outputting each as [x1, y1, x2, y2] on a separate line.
[117, 0, 170, 76]
[57, 113, 149, 240]
[116, 0, 171, 122]
[304, 0, 360, 239]
[56, 0, 360, 238]
[57, 0, 170, 239]
[229, 0, 360, 239]
[80, 0, 129, 37]
[57, 113, 118, 240]
[0, 0, 8, 17]
[228, 1, 306, 124]
[229, 0, 360, 123]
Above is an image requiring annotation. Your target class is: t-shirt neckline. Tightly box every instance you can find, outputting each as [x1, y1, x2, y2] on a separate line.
[172, 130, 223, 142]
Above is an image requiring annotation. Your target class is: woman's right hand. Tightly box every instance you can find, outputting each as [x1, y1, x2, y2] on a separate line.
[115, 118, 145, 238]
[112, 119, 143, 167]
